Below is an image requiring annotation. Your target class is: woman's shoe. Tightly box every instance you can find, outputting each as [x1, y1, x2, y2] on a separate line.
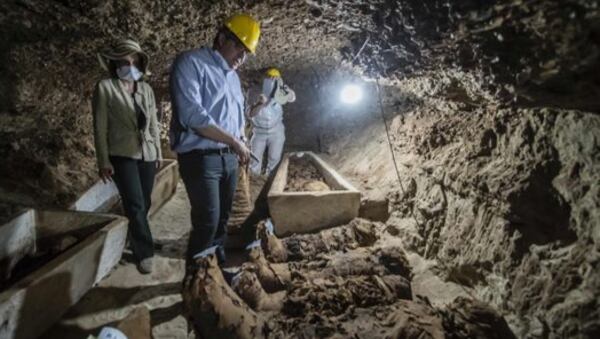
[138, 257, 153, 274]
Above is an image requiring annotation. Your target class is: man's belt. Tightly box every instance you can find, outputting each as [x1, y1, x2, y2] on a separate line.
[180, 147, 234, 156]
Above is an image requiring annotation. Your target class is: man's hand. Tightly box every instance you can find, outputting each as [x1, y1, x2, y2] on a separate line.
[194, 125, 251, 164]
[232, 139, 251, 165]
[99, 167, 114, 184]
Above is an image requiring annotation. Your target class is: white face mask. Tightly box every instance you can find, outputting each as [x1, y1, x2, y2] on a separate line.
[116, 65, 143, 81]
[262, 78, 277, 97]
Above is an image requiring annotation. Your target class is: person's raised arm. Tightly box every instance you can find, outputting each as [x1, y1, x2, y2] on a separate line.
[274, 79, 296, 105]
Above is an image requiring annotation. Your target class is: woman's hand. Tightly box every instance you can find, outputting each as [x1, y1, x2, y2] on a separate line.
[99, 167, 114, 183]
[156, 160, 161, 169]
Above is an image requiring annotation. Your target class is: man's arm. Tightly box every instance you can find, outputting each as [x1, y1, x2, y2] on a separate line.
[170, 54, 250, 163]
[192, 125, 236, 143]
[170, 55, 218, 133]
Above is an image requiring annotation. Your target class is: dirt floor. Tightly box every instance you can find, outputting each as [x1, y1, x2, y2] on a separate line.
[42, 177, 263, 338]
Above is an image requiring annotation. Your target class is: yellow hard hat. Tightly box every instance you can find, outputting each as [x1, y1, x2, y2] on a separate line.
[224, 14, 261, 54]
[266, 68, 281, 78]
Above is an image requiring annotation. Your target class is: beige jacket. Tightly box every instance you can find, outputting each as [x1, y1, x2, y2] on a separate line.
[92, 79, 162, 170]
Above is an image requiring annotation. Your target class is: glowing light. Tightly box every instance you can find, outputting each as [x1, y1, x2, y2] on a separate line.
[340, 84, 363, 104]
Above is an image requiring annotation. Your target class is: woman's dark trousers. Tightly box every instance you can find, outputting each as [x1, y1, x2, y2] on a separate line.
[110, 156, 156, 262]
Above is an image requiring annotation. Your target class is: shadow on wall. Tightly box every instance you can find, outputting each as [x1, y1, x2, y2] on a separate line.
[506, 156, 575, 258]
[515, 49, 600, 113]
[0, 45, 16, 115]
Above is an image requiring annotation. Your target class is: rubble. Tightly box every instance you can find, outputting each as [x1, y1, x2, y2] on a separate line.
[359, 197, 390, 222]
[440, 297, 516, 339]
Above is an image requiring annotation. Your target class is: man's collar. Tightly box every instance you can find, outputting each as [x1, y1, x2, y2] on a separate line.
[207, 47, 233, 72]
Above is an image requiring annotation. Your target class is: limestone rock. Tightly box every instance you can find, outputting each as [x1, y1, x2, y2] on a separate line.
[359, 197, 390, 222]
[441, 297, 516, 339]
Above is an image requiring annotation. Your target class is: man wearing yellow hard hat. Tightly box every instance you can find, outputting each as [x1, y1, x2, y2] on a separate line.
[169, 14, 261, 269]
[247, 67, 296, 175]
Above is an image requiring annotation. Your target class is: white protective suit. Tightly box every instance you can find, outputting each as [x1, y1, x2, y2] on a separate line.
[250, 77, 296, 175]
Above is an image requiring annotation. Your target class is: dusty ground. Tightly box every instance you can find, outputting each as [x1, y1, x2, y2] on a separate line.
[42, 178, 266, 339]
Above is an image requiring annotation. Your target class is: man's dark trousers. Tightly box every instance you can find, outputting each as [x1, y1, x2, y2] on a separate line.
[178, 151, 238, 267]
[110, 156, 156, 262]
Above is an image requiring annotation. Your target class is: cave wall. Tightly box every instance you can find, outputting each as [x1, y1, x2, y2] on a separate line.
[326, 69, 600, 337]
[308, 1, 600, 335]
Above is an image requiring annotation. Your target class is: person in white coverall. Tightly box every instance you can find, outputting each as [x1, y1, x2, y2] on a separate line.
[248, 68, 296, 175]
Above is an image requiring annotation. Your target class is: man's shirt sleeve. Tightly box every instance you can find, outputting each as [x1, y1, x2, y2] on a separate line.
[170, 54, 217, 130]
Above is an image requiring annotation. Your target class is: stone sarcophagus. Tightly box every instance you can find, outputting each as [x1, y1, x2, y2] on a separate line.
[267, 152, 361, 236]
[0, 209, 127, 339]
[69, 159, 179, 216]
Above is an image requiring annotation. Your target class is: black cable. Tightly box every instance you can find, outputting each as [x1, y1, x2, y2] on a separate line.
[374, 78, 406, 197]
[367, 32, 478, 297]
[375, 75, 478, 300]
[374, 77, 424, 231]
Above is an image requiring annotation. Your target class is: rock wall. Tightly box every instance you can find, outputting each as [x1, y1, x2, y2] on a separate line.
[286, 3, 600, 334]
[326, 69, 600, 337]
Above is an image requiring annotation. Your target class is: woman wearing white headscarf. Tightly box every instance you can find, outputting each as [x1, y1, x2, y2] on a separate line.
[93, 39, 161, 274]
